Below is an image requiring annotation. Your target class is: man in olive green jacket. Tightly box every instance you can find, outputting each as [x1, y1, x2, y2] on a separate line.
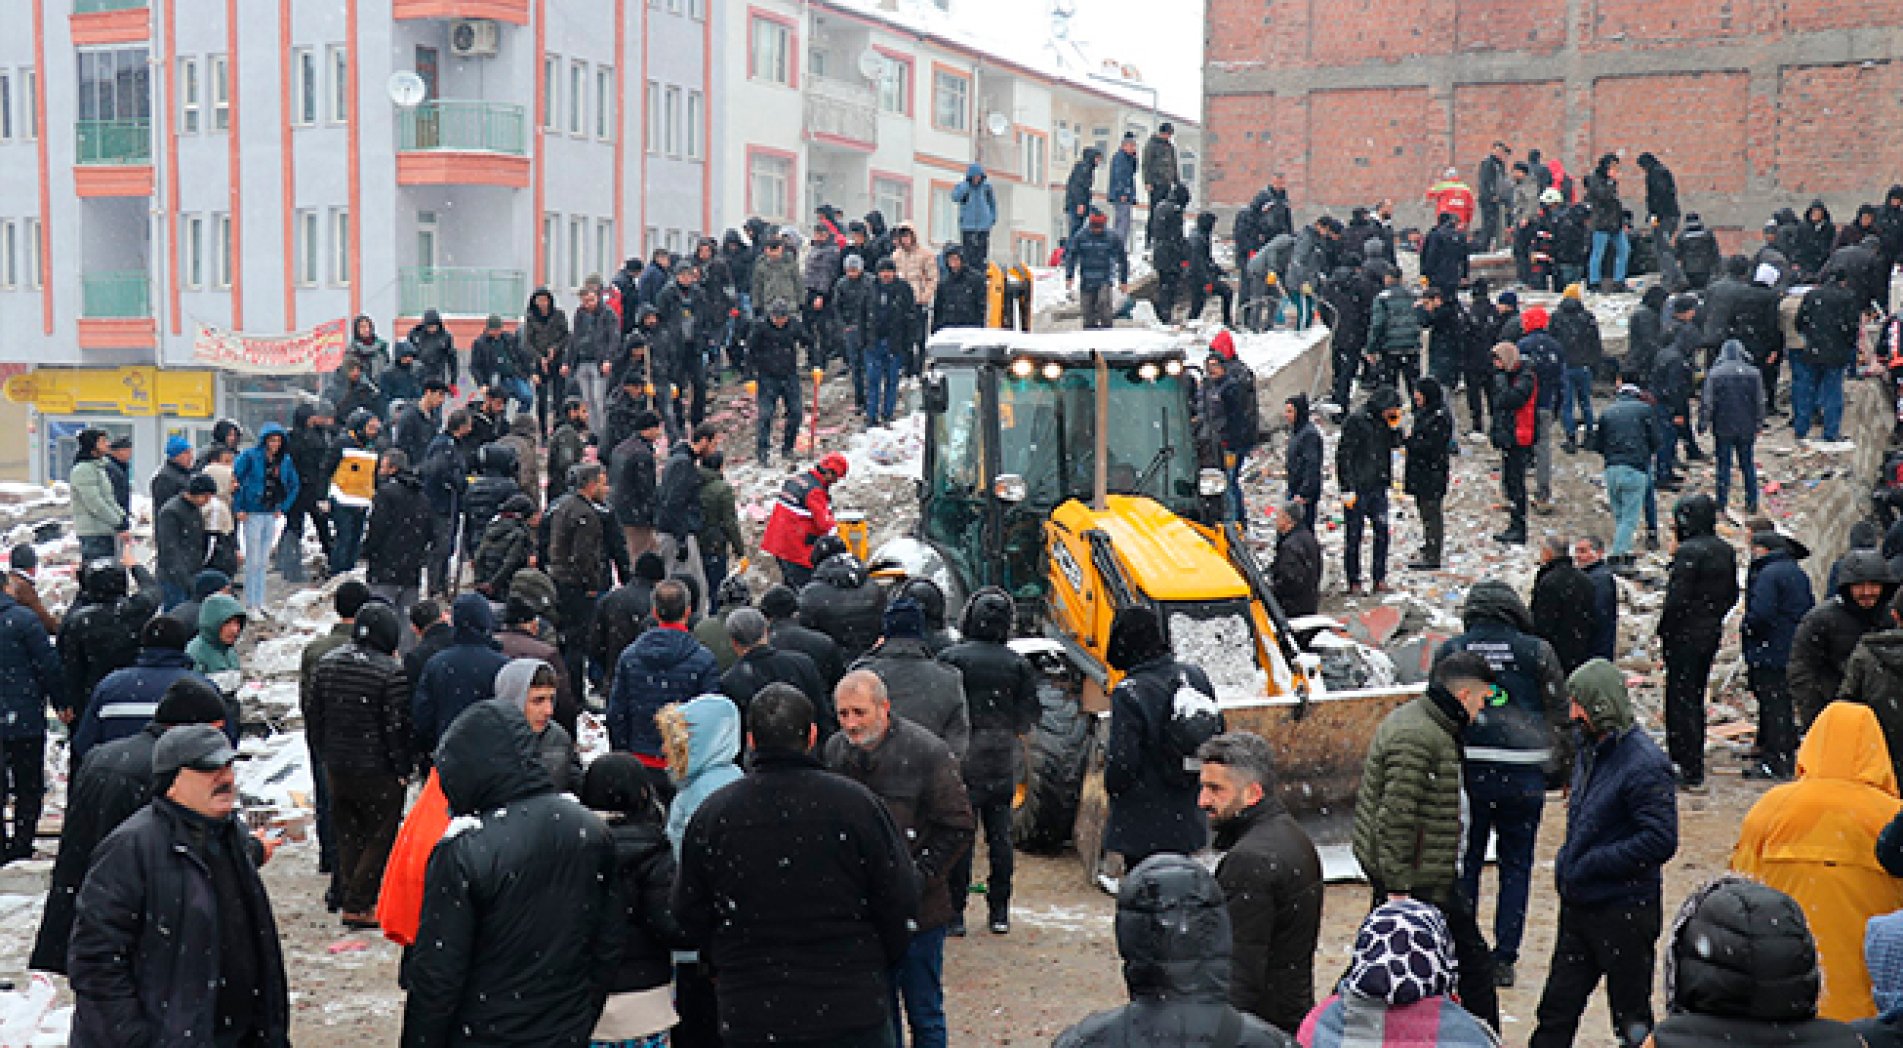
[69, 429, 127, 563]
[697, 453, 745, 590]
[1351, 650, 1501, 1033]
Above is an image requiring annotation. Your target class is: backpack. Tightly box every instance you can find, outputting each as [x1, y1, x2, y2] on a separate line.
[1160, 671, 1224, 786]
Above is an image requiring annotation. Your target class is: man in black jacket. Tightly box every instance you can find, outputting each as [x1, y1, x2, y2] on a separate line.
[1794, 270, 1862, 442]
[1788, 549, 1895, 728]
[280, 400, 336, 582]
[362, 450, 432, 623]
[931, 247, 987, 331]
[57, 560, 160, 726]
[1336, 386, 1403, 593]
[749, 299, 810, 463]
[865, 260, 917, 427]
[69, 724, 289, 1048]
[150, 436, 196, 513]
[308, 601, 411, 926]
[1531, 535, 1599, 674]
[1283, 395, 1323, 531]
[1187, 212, 1235, 326]
[761, 583, 846, 694]
[657, 423, 716, 615]
[1104, 607, 1222, 866]
[1197, 732, 1322, 1035]
[1636, 152, 1681, 290]
[411, 593, 511, 760]
[403, 599, 452, 689]
[154, 475, 214, 610]
[940, 588, 1042, 938]
[1269, 502, 1322, 619]
[1063, 147, 1101, 240]
[589, 551, 665, 695]
[833, 254, 876, 410]
[402, 698, 620, 1046]
[719, 606, 826, 724]
[825, 670, 974, 1048]
[1658, 494, 1739, 789]
[854, 599, 970, 757]
[798, 545, 888, 662]
[29, 677, 231, 975]
[419, 410, 471, 599]
[610, 410, 662, 562]
[1404, 377, 1454, 570]
[674, 686, 919, 1048]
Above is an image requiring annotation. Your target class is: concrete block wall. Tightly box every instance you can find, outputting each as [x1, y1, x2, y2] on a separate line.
[1794, 379, 1892, 597]
[1204, 0, 1903, 244]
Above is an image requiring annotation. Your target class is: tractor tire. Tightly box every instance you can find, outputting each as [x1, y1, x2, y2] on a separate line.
[1012, 682, 1094, 853]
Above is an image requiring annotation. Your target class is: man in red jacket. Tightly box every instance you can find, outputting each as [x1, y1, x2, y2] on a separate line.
[762, 452, 849, 587]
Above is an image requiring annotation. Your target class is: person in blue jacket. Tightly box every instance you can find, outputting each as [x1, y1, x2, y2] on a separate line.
[1107, 132, 1140, 249]
[950, 164, 997, 269]
[1742, 529, 1815, 780]
[231, 422, 299, 614]
[70, 614, 210, 765]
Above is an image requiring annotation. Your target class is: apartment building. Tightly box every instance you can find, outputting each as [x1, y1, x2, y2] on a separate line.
[715, 0, 1197, 266]
[0, 0, 709, 482]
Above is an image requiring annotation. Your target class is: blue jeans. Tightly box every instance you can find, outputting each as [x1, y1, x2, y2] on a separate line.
[756, 374, 803, 459]
[1343, 488, 1390, 586]
[329, 504, 366, 576]
[1652, 401, 1678, 479]
[1288, 289, 1315, 330]
[240, 512, 279, 612]
[1225, 444, 1253, 521]
[500, 376, 533, 414]
[1588, 229, 1630, 285]
[866, 338, 901, 423]
[1605, 464, 1649, 557]
[1714, 436, 1759, 512]
[1560, 366, 1595, 439]
[1790, 360, 1845, 440]
[1459, 767, 1545, 965]
[77, 535, 117, 564]
[889, 926, 947, 1048]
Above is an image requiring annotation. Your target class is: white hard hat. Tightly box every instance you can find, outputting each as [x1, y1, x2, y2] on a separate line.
[1540, 188, 1563, 205]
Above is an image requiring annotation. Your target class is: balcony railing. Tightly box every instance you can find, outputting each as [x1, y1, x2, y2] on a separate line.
[76, 118, 152, 165]
[399, 267, 526, 317]
[74, 0, 147, 12]
[396, 101, 527, 156]
[805, 77, 878, 148]
[81, 271, 152, 318]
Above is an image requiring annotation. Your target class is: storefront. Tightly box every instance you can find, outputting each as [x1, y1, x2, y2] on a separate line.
[5, 366, 220, 487]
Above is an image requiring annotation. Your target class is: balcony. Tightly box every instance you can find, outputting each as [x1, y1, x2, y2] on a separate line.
[78, 271, 156, 350]
[70, 0, 149, 44]
[396, 101, 531, 188]
[74, 119, 154, 196]
[399, 267, 526, 318]
[391, 0, 527, 25]
[805, 78, 879, 153]
[74, 0, 145, 11]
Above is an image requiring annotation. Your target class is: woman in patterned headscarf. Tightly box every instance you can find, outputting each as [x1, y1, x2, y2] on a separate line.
[1298, 898, 1500, 1047]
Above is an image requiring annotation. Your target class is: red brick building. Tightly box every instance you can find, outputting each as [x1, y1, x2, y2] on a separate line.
[1203, 0, 1903, 246]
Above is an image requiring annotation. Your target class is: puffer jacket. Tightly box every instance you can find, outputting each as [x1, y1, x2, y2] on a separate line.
[1064, 227, 1129, 291]
[1553, 660, 1677, 908]
[0, 590, 60, 742]
[406, 311, 458, 387]
[363, 468, 432, 589]
[1838, 628, 1903, 785]
[608, 433, 657, 530]
[471, 512, 533, 598]
[56, 565, 158, 716]
[854, 637, 970, 758]
[545, 490, 606, 591]
[938, 636, 1039, 801]
[567, 302, 619, 368]
[951, 165, 997, 231]
[1791, 550, 1895, 725]
[1659, 495, 1740, 651]
[598, 812, 682, 993]
[1403, 377, 1453, 501]
[1437, 581, 1569, 776]
[410, 595, 510, 756]
[461, 443, 521, 552]
[230, 424, 300, 515]
[1212, 796, 1323, 1034]
[1054, 855, 1295, 1048]
[1744, 540, 1815, 668]
[750, 251, 803, 312]
[1549, 297, 1603, 369]
[1104, 655, 1220, 860]
[1336, 387, 1402, 495]
[1797, 280, 1863, 369]
[1351, 686, 1469, 900]
[798, 555, 887, 661]
[932, 264, 988, 330]
[1366, 285, 1423, 357]
[607, 625, 719, 756]
[1700, 340, 1766, 442]
[308, 619, 412, 778]
[400, 699, 620, 1048]
[891, 227, 938, 305]
[823, 715, 974, 932]
[1653, 878, 1862, 1048]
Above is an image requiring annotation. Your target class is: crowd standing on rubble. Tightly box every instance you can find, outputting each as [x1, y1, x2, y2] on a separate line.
[18, 131, 1903, 1047]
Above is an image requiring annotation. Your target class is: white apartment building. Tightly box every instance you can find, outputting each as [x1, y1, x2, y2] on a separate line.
[714, 0, 1198, 265]
[0, 0, 710, 482]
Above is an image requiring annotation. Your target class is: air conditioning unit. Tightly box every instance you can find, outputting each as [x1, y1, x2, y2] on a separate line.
[449, 19, 499, 58]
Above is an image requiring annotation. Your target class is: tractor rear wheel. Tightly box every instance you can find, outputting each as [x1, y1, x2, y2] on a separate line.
[1012, 681, 1094, 853]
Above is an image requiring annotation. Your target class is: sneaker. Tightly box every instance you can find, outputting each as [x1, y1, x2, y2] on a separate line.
[989, 918, 1010, 935]
[947, 918, 967, 938]
[1493, 961, 1516, 988]
[1743, 762, 1791, 782]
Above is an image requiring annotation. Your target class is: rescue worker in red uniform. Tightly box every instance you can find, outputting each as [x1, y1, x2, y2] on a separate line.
[761, 452, 849, 587]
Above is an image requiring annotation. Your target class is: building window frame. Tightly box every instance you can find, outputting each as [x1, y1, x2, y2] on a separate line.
[295, 208, 319, 286]
[874, 49, 912, 117]
[746, 145, 796, 223]
[212, 213, 232, 289]
[663, 84, 681, 158]
[177, 56, 200, 134]
[567, 59, 585, 136]
[24, 219, 40, 288]
[595, 65, 613, 141]
[326, 45, 348, 125]
[541, 212, 559, 290]
[290, 47, 317, 127]
[929, 180, 958, 244]
[931, 64, 969, 133]
[0, 221, 16, 290]
[181, 213, 204, 290]
[330, 208, 349, 287]
[1018, 127, 1047, 186]
[747, 10, 796, 88]
[542, 54, 559, 132]
[0, 70, 12, 142]
[20, 68, 34, 141]
[209, 54, 230, 132]
[871, 172, 912, 223]
[568, 215, 585, 290]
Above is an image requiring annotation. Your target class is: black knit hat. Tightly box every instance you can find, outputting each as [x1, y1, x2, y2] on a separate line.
[153, 676, 229, 726]
[140, 614, 194, 651]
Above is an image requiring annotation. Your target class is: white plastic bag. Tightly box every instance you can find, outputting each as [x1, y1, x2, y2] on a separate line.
[0, 973, 74, 1047]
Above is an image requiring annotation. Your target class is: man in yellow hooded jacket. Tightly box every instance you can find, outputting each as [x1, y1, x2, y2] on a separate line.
[1733, 701, 1903, 1021]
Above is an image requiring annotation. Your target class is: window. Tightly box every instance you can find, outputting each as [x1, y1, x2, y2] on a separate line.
[542, 55, 559, 131]
[645, 226, 660, 256]
[645, 80, 660, 154]
[930, 184, 956, 243]
[542, 213, 559, 289]
[932, 68, 968, 132]
[568, 60, 584, 135]
[595, 220, 613, 279]
[177, 56, 200, 133]
[875, 53, 909, 115]
[666, 0, 681, 12]
[327, 46, 348, 124]
[748, 151, 792, 221]
[568, 216, 585, 289]
[77, 47, 152, 123]
[1020, 130, 1046, 185]
[330, 208, 349, 286]
[213, 213, 232, 289]
[0, 222, 15, 289]
[685, 90, 703, 160]
[808, 47, 829, 81]
[181, 213, 204, 289]
[23, 219, 39, 288]
[210, 54, 229, 131]
[295, 209, 319, 286]
[688, 0, 705, 19]
[290, 48, 317, 126]
[595, 66, 613, 140]
[873, 176, 911, 222]
[20, 69, 34, 140]
[0, 71, 12, 141]
[663, 85, 681, 158]
[749, 17, 791, 86]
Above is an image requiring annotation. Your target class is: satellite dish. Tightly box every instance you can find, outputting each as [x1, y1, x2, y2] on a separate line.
[986, 111, 1011, 137]
[857, 50, 884, 81]
[1055, 126, 1077, 151]
[387, 71, 427, 108]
